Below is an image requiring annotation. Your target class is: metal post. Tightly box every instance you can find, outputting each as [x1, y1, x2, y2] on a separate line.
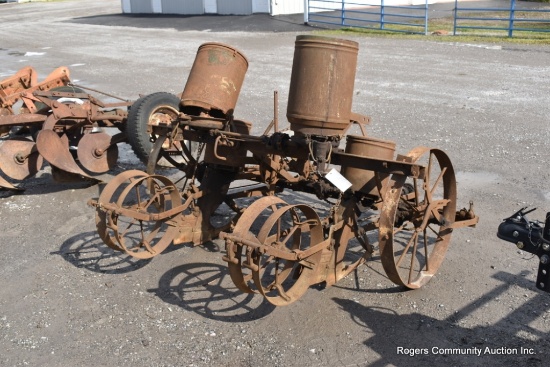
[381, 0, 385, 30]
[453, 0, 458, 35]
[424, 0, 429, 35]
[509, 0, 516, 37]
[304, 0, 309, 24]
[342, 0, 345, 26]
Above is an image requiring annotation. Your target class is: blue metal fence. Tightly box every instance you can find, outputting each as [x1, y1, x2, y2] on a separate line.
[306, 0, 429, 35]
[453, 0, 550, 37]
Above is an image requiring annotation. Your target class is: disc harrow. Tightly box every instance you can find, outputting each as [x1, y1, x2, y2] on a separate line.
[90, 37, 479, 306]
[0, 66, 133, 190]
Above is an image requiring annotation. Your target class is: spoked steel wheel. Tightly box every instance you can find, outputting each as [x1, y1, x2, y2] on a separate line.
[95, 170, 181, 259]
[251, 199, 323, 306]
[378, 147, 457, 289]
[225, 196, 287, 294]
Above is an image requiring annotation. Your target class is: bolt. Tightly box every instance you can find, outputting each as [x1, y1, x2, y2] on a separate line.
[513, 231, 519, 238]
[14, 152, 26, 164]
[542, 243, 550, 252]
[541, 255, 549, 265]
[516, 242, 524, 249]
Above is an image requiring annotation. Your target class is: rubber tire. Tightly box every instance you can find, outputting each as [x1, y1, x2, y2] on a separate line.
[126, 92, 181, 165]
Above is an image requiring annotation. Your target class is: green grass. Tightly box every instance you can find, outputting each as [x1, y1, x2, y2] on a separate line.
[315, 11, 550, 45]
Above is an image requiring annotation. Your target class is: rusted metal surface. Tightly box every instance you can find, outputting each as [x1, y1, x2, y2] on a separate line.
[181, 42, 248, 118]
[90, 36, 479, 306]
[76, 132, 121, 174]
[0, 67, 133, 190]
[0, 66, 70, 113]
[378, 147, 457, 289]
[0, 65, 69, 167]
[92, 170, 182, 259]
[340, 134, 396, 196]
[287, 36, 359, 136]
[0, 137, 43, 180]
[35, 130, 90, 178]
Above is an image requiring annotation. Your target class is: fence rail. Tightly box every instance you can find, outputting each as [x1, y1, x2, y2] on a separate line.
[306, 0, 550, 38]
[453, 0, 550, 37]
[306, 0, 429, 35]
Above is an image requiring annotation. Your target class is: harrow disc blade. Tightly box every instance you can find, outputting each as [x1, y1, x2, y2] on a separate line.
[77, 132, 119, 174]
[0, 138, 43, 180]
[36, 129, 91, 179]
[0, 175, 23, 191]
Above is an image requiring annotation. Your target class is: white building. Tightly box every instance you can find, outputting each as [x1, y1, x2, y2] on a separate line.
[120, 0, 428, 16]
[121, 0, 300, 15]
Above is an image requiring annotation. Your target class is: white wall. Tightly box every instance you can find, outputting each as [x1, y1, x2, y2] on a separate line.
[121, 0, 131, 13]
[152, 0, 162, 13]
[271, 0, 304, 16]
[252, 0, 270, 13]
[204, 0, 217, 13]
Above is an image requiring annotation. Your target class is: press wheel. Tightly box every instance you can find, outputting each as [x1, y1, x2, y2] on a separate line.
[96, 170, 148, 251]
[226, 196, 287, 294]
[95, 170, 181, 259]
[378, 147, 457, 289]
[252, 200, 323, 306]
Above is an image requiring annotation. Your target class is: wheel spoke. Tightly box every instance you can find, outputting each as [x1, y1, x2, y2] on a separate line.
[134, 185, 142, 209]
[142, 190, 164, 211]
[378, 148, 456, 289]
[260, 255, 275, 270]
[280, 225, 300, 248]
[273, 259, 281, 289]
[120, 218, 139, 239]
[396, 230, 417, 268]
[430, 167, 447, 198]
[424, 153, 433, 202]
[423, 228, 429, 272]
[426, 224, 443, 240]
[274, 283, 291, 302]
[399, 194, 421, 213]
[408, 231, 419, 284]
[393, 223, 406, 235]
[414, 178, 420, 206]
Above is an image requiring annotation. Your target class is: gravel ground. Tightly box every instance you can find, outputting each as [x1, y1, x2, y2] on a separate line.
[1, 1, 549, 366]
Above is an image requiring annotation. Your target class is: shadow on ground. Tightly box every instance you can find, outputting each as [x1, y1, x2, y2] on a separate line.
[68, 13, 314, 33]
